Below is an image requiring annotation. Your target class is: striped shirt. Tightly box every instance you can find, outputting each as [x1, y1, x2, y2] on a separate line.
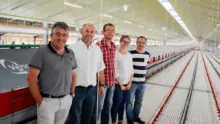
[130, 50, 150, 83]
[96, 39, 116, 86]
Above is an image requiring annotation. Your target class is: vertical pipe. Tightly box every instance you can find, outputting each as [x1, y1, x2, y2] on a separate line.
[96, 0, 103, 122]
[216, 0, 219, 51]
[43, 22, 48, 45]
[212, 0, 215, 52]
[99, 0, 103, 31]
[171, 0, 177, 38]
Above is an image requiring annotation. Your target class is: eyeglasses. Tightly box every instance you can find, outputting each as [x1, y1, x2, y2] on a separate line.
[104, 30, 115, 33]
[122, 40, 130, 45]
[137, 42, 146, 45]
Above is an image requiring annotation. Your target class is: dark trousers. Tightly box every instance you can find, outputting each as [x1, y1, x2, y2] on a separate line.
[111, 84, 129, 123]
[91, 85, 115, 124]
[68, 86, 96, 124]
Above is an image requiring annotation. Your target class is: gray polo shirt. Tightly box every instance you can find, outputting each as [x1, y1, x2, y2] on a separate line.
[29, 42, 77, 96]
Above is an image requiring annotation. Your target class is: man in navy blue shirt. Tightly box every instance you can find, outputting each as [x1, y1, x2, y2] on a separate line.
[126, 36, 150, 124]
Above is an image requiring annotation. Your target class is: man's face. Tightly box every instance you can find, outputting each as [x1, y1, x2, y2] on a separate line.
[102, 26, 115, 41]
[136, 38, 147, 50]
[50, 28, 69, 50]
[81, 25, 96, 44]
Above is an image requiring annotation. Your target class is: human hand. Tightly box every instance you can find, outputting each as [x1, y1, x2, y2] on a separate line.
[120, 85, 126, 90]
[126, 83, 131, 90]
[99, 86, 105, 95]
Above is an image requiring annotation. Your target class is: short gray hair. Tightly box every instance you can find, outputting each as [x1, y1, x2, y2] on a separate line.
[51, 22, 69, 34]
[137, 36, 147, 42]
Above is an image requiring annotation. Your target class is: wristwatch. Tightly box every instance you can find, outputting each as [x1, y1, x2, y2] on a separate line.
[99, 84, 105, 87]
[69, 93, 75, 97]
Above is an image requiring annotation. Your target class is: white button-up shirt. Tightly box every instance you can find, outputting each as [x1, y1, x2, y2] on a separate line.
[68, 41, 105, 87]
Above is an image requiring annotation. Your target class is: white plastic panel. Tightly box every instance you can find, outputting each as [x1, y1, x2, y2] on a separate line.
[140, 84, 171, 122]
[185, 91, 219, 124]
[156, 89, 188, 124]
[193, 52, 211, 92]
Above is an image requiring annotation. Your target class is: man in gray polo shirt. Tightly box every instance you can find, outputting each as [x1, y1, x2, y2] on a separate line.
[27, 22, 77, 124]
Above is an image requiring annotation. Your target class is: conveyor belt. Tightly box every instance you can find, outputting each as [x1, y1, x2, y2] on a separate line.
[139, 51, 195, 123]
[156, 52, 197, 124]
[185, 52, 219, 124]
[140, 51, 220, 124]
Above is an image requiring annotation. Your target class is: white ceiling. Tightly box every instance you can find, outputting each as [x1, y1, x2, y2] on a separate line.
[0, 0, 219, 44]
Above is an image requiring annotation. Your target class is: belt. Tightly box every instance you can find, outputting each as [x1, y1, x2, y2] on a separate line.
[76, 85, 93, 90]
[132, 81, 146, 84]
[41, 92, 67, 98]
[116, 84, 127, 86]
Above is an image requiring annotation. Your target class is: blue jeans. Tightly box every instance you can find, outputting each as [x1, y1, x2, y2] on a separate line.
[92, 85, 115, 124]
[68, 86, 96, 124]
[111, 84, 129, 123]
[126, 83, 147, 121]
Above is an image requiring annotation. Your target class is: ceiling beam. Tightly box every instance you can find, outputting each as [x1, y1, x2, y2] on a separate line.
[47, 10, 66, 18]
[11, 0, 33, 11]
[13, 0, 54, 15]
[201, 13, 220, 20]
[0, 0, 23, 11]
[180, 0, 220, 12]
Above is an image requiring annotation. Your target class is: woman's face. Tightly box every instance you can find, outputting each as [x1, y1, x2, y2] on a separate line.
[120, 37, 130, 50]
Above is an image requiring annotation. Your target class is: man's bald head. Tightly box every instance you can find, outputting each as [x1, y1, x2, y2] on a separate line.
[82, 23, 95, 31]
[80, 23, 96, 46]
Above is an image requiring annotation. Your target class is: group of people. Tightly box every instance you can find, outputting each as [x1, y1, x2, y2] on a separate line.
[27, 21, 150, 124]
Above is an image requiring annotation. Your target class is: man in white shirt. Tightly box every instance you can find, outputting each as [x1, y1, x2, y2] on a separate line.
[68, 23, 105, 124]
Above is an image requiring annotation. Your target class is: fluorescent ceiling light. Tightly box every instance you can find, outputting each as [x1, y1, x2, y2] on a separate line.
[124, 20, 132, 24]
[103, 13, 113, 18]
[138, 25, 144, 28]
[162, 27, 166, 31]
[158, 0, 197, 41]
[64, 2, 83, 9]
[123, 4, 128, 11]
